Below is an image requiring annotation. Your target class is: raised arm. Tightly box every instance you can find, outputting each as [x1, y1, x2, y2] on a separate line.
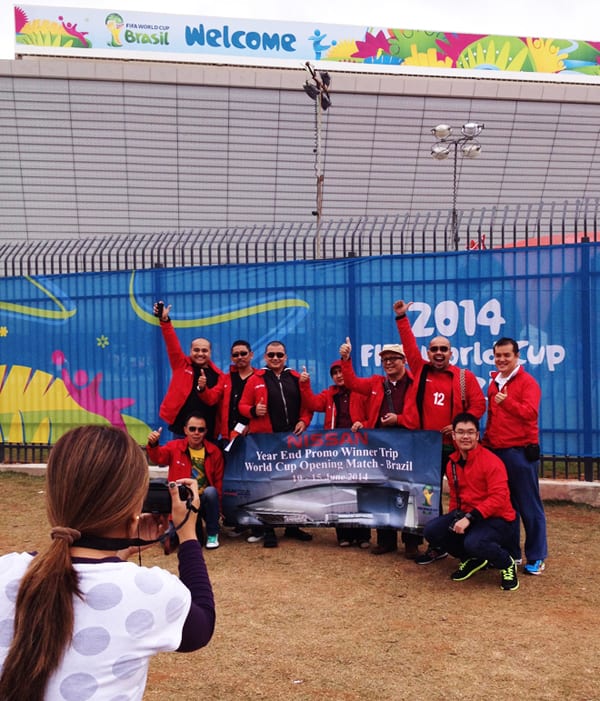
[393, 300, 426, 373]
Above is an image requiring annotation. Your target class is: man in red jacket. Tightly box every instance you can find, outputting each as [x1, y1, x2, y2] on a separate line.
[393, 299, 486, 565]
[482, 337, 548, 575]
[339, 337, 423, 559]
[300, 360, 371, 548]
[146, 413, 224, 549]
[238, 340, 313, 547]
[422, 413, 519, 591]
[153, 301, 223, 438]
[239, 340, 313, 435]
[199, 339, 257, 444]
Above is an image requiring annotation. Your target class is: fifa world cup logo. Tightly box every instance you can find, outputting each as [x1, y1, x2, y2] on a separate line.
[422, 485, 434, 506]
[105, 13, 124, 47]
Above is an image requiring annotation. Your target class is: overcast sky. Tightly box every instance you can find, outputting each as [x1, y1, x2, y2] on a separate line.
[4, 1, 600, 59]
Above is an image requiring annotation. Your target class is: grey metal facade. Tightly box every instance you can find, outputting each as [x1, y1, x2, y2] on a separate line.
[1, 56, 600, 253]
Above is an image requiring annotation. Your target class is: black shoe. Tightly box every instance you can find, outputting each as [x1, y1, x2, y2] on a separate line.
[263, 532, 279, 548]
[451, 557, 488, 581]
[371, 544, 397, 555]
[284, 526, 313, 541]
[404, 543, 421, 560]
[415, 547, 448, 565]
[500, 558, 520, 590]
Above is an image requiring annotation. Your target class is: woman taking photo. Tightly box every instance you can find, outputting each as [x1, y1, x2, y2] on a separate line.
[0, 425, 215, 701]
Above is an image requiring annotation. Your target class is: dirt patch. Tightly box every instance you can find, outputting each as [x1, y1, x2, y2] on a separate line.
[1, 471, 598, 700]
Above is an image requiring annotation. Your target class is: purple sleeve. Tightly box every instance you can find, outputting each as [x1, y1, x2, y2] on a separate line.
[176, 540, 216, 652]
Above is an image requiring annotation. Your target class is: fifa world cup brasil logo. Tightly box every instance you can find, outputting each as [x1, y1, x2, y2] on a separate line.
[105, 12, 124, 47]
[422, 485, 434, 506]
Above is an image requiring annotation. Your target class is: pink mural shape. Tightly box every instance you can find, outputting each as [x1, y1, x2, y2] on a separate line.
[52, 350, 134, 429]
[57, 15, 90, 46]
[14, 7, 28, 32]
[352, 31, 390, 59]
[436, 33, 487, 63]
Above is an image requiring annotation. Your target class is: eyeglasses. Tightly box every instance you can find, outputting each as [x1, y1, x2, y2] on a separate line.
[266, 352, 285, 359]
[453, 429, 478, 436]
[187, 426, 207, 433]
[231, 350, 249, 358]
[429, 345, 450, 353]
[381, 356, 405, 363]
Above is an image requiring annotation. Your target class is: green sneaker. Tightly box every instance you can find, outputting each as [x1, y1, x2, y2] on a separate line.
[500, 557, 519, 591]
[206, 534, 219, 549]
[450, 557, 488, 581]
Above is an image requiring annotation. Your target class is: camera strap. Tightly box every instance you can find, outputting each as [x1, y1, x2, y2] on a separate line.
[450, 460, 462, 511]
[74, 503, 198, 551]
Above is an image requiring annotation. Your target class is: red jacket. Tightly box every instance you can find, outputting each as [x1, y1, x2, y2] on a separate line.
[483, 367, 540, 449]
[446, 443, 516, 521]
[340, 358, 413, 429]
[158, 320, 223, 427]
[200, 365, 258, 440]
[299, 379, 368, 429]
[238, 368, 313, 433]
[146, 436, 224, 506]
[395, 316, 486, 432]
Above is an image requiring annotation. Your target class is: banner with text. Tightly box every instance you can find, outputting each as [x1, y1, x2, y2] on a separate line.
[13, 4, 600, 82]
[222, 428, 442, 531]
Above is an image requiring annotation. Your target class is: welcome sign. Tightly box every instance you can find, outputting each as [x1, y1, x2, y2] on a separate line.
[13, 4, 600, 82]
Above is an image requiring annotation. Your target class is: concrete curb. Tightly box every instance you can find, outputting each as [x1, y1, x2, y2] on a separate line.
[2, 464, 599, 508]
[0, 464, 168, 480]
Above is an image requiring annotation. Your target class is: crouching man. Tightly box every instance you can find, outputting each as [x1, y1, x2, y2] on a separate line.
[423, 412, 519, 591]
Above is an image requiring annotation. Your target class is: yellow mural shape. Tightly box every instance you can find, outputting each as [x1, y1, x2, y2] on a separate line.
[0, 365, 149, 444]
[0, 276, 76, 321]
[129, 271, 309, 327]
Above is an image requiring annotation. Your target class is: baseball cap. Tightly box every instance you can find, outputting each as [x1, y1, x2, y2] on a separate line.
[379, 344, 405, 358]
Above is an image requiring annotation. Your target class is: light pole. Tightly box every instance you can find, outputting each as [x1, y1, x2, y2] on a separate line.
[303, 61, 331, 259]
[430, 122, 484, 251]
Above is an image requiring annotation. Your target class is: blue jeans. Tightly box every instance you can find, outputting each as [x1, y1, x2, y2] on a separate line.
[424, 511, 515, 569]
[199, 486, 220, 538]
[495, 447, 548, 562]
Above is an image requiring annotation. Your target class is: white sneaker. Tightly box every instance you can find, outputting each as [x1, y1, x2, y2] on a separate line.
[206, 534, 219, 549]
[246, 534, 264, 543]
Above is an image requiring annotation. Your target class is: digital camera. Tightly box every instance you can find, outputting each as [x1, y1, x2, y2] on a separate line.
[143, 478, 191, 514]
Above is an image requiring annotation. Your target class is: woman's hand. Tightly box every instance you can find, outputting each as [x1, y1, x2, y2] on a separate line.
[170, 479, 200, 543]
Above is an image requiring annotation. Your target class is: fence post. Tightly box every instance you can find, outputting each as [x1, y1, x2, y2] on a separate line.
[580, 236, 594, 480]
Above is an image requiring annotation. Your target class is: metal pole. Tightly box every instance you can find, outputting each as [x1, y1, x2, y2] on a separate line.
[315, 93, 323, 259]
[452, 140, 459, 251]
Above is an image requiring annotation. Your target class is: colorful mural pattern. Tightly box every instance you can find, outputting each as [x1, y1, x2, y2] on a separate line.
[0, 245, 597, 457]
[13, 5, 600, 78]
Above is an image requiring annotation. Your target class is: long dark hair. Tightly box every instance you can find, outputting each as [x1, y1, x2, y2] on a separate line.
[0, 425, 148, 701]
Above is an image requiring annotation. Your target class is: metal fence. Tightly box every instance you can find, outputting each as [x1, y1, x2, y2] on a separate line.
[0, 198, 598, 482]
[0, 198, 598, 276]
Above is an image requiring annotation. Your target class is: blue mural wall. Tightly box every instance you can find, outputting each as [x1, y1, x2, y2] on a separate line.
[0, 243, 597, 456]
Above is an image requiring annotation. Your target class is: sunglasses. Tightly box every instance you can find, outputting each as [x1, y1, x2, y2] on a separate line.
[266, 352, 285, 359]
[231, 350, 249, 358]
[429, 345, 450, 353]
[186, 426, 207, 433]
[381, 356, 405, 363]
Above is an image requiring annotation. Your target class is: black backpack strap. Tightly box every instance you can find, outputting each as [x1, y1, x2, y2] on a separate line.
[383, 379, 396, 414]
[415, 365, 431, 429]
